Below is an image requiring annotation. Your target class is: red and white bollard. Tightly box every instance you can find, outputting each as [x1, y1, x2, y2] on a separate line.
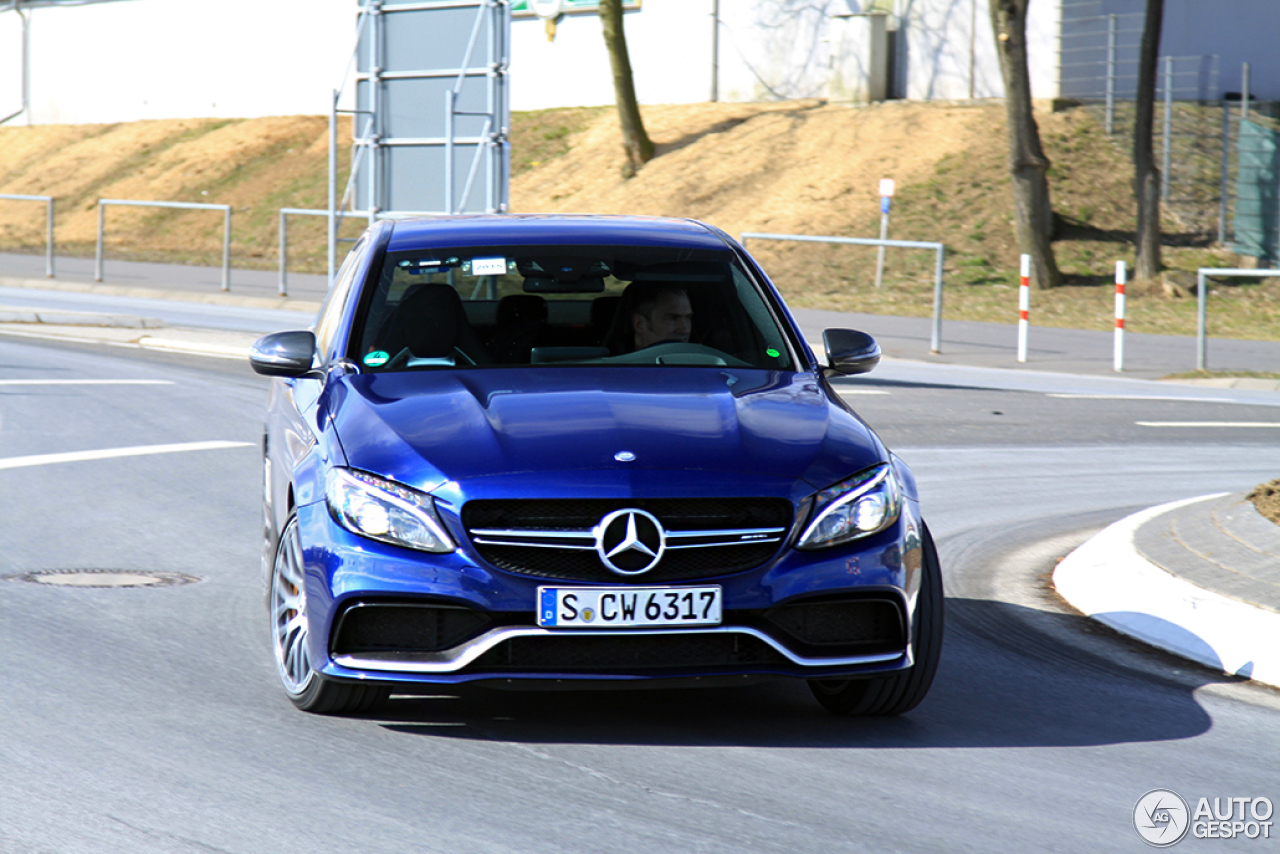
[1017, 254, 1030, 363]
[1114, 260, 1127, 372]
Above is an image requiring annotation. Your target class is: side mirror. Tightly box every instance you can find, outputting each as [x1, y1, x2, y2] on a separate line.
[823, 328, 881, 375]
[249, 331, 318, 378]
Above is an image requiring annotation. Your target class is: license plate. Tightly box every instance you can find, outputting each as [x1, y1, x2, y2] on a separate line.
[537, 586, 722, 628]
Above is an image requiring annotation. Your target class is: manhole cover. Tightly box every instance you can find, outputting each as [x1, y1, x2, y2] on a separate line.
[5, 570, 201, 588]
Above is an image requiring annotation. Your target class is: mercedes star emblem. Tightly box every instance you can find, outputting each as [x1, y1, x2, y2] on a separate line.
[593, 508, 666, 576]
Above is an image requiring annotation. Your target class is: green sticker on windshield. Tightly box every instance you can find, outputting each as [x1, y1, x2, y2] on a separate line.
[363, 350, 390, 367]
[766, 348, 780, 358]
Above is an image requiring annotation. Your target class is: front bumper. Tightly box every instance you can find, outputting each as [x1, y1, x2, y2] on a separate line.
[295, 497, 922, 685]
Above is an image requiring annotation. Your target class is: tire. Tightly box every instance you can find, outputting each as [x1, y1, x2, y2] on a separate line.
[270, 512, 388, 715]
[808, 521, 944, 716]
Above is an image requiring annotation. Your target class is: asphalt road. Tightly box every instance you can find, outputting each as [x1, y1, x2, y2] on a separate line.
[2, 334, 1279, 853]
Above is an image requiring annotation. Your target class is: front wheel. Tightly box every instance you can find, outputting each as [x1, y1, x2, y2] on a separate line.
[808, 521, 944, 716]
[270, 512, 387, 715]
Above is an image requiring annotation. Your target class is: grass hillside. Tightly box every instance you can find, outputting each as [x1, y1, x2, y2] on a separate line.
[1, 100, 1276, 341]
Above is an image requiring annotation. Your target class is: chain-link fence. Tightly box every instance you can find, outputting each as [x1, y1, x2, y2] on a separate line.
[1058, 1, 1279, 260]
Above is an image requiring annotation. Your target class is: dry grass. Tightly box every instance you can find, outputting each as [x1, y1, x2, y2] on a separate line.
[1249, 479, 1280, 526]
[2, 100, 1278, 340]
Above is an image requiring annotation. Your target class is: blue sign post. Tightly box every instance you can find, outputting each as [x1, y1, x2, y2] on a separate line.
[875, 178, 895, 288]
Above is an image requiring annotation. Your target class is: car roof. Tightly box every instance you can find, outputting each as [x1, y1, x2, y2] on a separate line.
[385, 214, 733, 253]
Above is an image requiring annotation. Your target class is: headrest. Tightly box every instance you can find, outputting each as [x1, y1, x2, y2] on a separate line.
[496, 294, 548, 326]
[400, 285, 465, 358]
[590, 295, 620, 331]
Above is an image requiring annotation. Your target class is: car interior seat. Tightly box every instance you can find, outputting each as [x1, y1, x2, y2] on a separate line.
[376, 284, 491, 366]
[487, 294, 548, 364]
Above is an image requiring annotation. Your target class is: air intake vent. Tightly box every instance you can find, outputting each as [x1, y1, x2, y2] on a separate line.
[467, 633, 789, 673]
[331, 601, 490, 654]
[764, 597, 905, 656]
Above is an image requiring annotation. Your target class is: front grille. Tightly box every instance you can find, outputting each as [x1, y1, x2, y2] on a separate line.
[763, 597, 905, 656]
[466, 632, 789, 673]
[331, 601, 491, 654]
[463, 498, 793, 582]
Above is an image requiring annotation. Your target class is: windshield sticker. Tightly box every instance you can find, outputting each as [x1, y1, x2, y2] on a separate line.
[470, 257, 507, 276]
[766, 348, 781, 358]
[363, 350, 390, 367]
[399, 257, 460, 274]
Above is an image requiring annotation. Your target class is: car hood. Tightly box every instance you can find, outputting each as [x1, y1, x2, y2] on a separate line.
[325, 368, 885, 495]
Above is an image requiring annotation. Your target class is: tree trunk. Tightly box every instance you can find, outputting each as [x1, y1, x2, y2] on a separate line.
[1133, 0, 1165, 280]
[599, 0, 653, 178]
[990, 0, 1062, 289]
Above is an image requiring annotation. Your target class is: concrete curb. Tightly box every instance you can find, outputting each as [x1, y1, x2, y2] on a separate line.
[1053, 494, 1280, 689]
[0, 323, 256, 361]
[0, 308, 166, 328]
[0, 275, 323, 314]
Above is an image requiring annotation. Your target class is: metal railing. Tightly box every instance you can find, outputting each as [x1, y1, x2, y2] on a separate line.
[280, 207, 354, 297]
[1195, 268, 1280, 370]
[740, 232, 947, 354]
[0, 193, 54, 277]
[95, 199, 232, 291]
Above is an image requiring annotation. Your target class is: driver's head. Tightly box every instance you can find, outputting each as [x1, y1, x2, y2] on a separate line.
[630, 283, 692, 350]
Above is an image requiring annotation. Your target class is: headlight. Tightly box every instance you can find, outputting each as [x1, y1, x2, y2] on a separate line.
[325, 468, 455, 553]
[797, 463, 901, 550]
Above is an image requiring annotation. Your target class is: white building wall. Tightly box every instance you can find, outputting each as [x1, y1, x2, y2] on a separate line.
[509, 1, 714, 110]
[1, 0, 355, 125]
[2, 0, 1277, 126]
[899, 0, 1057, 102]
[508, 1, 878, 111]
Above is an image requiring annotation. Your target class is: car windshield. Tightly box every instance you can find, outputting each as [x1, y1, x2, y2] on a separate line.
[348, 244, 798, 371]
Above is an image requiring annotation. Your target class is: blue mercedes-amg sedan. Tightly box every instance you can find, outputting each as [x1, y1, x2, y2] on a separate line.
[249, 214, 942, 716]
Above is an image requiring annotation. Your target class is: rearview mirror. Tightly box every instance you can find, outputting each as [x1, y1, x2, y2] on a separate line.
[249, 330, 318, 378]
[823, 328, 881, 375]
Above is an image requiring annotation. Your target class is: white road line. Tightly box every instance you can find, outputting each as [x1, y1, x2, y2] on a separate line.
[1136, 421, 1280, 428]
[0, 441, 253, 472]
[0, 379, 173, 386]
[1048, 393, 1241, 403]
[835, 389, 891, 396]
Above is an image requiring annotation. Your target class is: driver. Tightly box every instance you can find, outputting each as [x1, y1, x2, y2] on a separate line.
[629, 282, 693, 350]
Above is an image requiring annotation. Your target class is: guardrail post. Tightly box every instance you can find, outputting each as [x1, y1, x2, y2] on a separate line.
[45, 198, 54, 278]
[740, 230, 948, 355]
[931, 246, 944, 354]
[1, 194, 58, 278]
[1197, 269, 1208, 370]
[95, 198, 234, 289]
[1017, 254, 1030, 363]
[278, 209, 289, 297]
[221, 206, 232, 292]
[94, 201, 105, 282]
[1114, 261, 1126, 372]
[1194, 268, 1280, 372]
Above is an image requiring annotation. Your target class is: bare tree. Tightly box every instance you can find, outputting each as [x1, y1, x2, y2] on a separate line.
[990, 0, 1062, 288]
[1133, 0, 1165, 280]
[599, 0, 653, 178]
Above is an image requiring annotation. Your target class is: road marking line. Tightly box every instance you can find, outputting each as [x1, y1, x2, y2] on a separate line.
[136, 336, 250, 359]
[0, 441, 253, 472]
[1048, 393, 1242, 403]
[0, 379, 172, 386]
[1136, 421, 1280, 428]
[836, 389, 891, 395]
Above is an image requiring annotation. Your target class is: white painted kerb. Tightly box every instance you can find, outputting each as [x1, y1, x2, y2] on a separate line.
[1054, 493, 1280, 689]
